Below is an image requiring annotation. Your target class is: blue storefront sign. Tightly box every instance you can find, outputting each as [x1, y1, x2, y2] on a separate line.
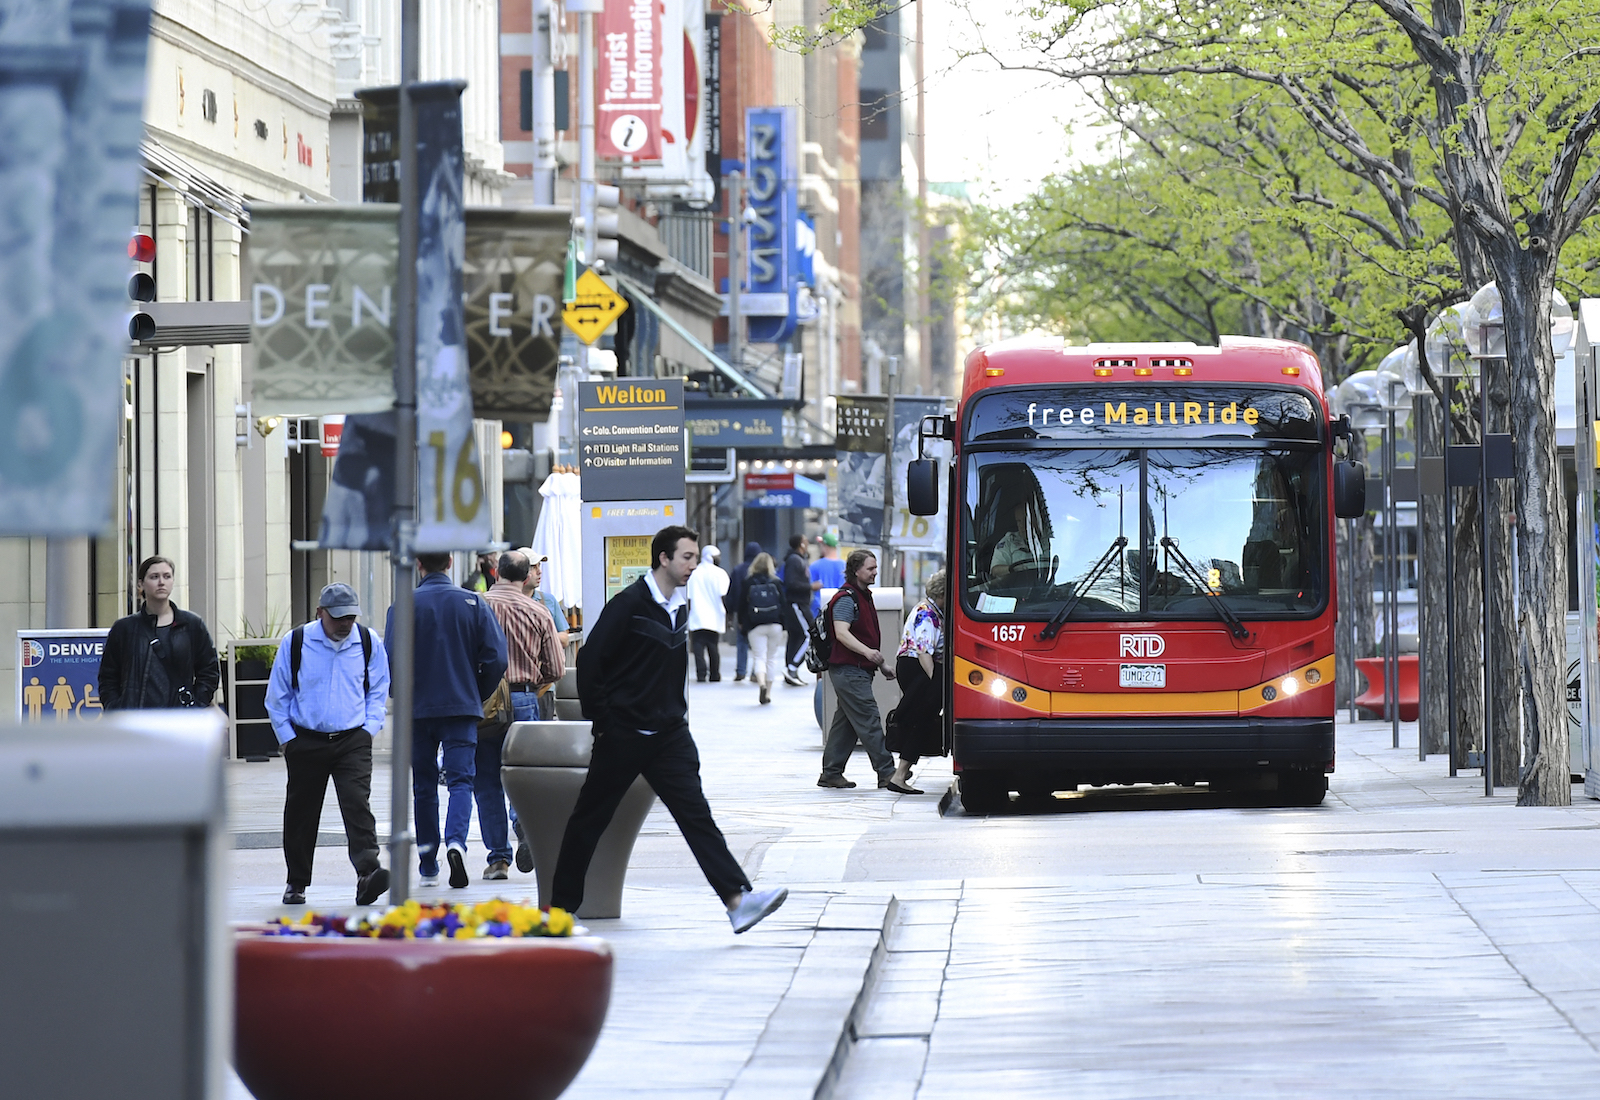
[685, 397, 791, 447]
[744, 106, 802, 343]
[17, 629, 109, 722]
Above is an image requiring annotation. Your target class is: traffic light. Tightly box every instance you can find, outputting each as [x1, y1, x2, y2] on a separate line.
[576, 184, 621, 268]
[128, 233, 156, 342]
[593, 183, 620, 266]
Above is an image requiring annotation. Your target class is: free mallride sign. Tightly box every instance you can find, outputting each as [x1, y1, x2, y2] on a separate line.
[578, 380, 685, 502]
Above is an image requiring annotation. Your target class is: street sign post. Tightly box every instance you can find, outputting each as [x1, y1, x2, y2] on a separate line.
[562, 268, 628, 345]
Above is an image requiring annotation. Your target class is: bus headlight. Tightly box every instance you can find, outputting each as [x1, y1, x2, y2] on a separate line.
[1282, 676, 1299, 696]
[990, 678, 1009, 698]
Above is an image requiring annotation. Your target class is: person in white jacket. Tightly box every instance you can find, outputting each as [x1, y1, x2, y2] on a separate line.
[687, 545, 731, 682]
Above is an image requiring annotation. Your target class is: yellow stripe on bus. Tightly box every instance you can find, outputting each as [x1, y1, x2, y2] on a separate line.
[953, 654, 1336, 718]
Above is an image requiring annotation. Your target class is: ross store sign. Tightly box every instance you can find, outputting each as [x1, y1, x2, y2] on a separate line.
[744, 105, 803, 342]
[598, 0, 664, 163]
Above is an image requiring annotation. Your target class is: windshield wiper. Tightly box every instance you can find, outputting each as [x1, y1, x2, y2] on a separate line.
[1157, 536, 1250, 640]
[1037, 536, 1128, 641]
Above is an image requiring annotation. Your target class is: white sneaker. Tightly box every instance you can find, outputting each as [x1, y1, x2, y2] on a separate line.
[419, 872, 439, 888]
[728, 887, 789, 934]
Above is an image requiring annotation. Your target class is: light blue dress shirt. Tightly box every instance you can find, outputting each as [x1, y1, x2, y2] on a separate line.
[537, 590, 569, 633]
[265, 619, 391, 744]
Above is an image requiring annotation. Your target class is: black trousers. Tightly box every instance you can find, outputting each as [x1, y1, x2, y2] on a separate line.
[783, 600, 813, 667]
[690, 629, 722, 681]
[552, 723, 750, 913]
[283, 727, 380, 888]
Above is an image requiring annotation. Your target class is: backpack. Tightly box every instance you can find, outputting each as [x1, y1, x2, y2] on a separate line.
[746, 578, 783, 626]
[803, 600, 834, 675]
[291, 623, 373, 695]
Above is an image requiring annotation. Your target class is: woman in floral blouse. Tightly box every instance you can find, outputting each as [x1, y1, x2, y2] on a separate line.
[886, 570, 946, 794]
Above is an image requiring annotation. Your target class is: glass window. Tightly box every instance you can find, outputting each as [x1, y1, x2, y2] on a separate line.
[963, 447, 1324, 620]
[965, 449, 1141, 616]
[1146, 449, 1322, 615]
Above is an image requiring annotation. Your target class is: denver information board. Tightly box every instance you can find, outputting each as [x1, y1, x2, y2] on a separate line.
[578, 380, 686, 502]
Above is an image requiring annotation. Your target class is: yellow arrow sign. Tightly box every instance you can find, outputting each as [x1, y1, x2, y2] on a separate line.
[562, 268, 629, 346]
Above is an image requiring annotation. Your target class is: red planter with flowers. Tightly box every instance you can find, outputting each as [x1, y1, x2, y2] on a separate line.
[234, 905, 612, 1100]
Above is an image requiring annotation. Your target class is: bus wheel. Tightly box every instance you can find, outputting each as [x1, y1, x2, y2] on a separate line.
[960, 773, 1009, 815]
[1280, 772, 1327, 807]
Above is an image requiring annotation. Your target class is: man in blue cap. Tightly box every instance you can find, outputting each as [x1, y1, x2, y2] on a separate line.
[267, 582, 392, 907]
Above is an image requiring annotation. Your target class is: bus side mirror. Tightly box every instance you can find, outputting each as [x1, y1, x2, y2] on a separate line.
[1334, 460, 1367, 518]
[907, 458, 939, 516]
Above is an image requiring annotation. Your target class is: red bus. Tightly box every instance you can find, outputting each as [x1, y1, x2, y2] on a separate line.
[906, 336, 1366, 812]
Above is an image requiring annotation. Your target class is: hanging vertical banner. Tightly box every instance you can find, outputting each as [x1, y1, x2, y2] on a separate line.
[704, 12, 722, 210]
[0, 0, 153, 535]
[411, 81, 489, 552]
[621, 0, 713, 201]
[833, 395, 888, 546]
[887, 397, 948, 551]
[597, 0, 664, 163]
[744, 105, 801, 343]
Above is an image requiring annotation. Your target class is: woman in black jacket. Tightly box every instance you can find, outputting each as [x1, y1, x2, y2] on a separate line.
[98, 556, 220, 710]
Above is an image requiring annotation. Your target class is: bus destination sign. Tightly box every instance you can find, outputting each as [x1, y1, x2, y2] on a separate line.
[966, 385, 1320, 443]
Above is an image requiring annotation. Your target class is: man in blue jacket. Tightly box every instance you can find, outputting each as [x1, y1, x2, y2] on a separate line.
[387, 551, 508, 889]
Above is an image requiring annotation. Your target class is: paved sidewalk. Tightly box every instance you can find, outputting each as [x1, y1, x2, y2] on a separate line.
[228, 650, 1600, 1099]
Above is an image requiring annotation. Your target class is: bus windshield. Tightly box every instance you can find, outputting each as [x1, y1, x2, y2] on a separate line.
[965, 447, 1324, 620]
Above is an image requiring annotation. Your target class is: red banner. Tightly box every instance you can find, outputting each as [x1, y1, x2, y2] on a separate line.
[744, 472, 794, 492]
[597, 0, 664, 163]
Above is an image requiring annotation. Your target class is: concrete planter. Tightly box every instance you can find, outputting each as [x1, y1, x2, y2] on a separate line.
[501, 720, 655, 919]
[234, 932, 613, 1100]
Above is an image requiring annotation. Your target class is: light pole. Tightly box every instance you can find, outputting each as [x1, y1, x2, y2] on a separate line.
[1337, 371, 1386, 729]
[1375, 348, 1411, 752]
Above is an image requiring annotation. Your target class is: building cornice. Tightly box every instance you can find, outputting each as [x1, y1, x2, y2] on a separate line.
[151, 12, 334, 120]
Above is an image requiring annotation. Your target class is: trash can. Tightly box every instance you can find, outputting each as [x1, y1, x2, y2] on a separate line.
[0, 709, 229, 1099]
[501, 720, 655, 919]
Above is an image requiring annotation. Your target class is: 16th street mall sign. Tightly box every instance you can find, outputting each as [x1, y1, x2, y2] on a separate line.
[578, 380, 685, 501]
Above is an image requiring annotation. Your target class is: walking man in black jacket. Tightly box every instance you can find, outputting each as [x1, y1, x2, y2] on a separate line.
[551, 525, 787, 933]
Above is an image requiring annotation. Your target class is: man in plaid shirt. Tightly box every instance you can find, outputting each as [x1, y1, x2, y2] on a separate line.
[474, 549, 564, 879]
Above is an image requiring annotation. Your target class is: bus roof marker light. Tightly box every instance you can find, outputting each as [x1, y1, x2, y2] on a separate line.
[1133, 367, 1153, 376]
[984, 367, 1005, 377]
[1093, 368, 1113, 377]
[1282, 366, 1301, 376]
[1173, 367, 1194, 376]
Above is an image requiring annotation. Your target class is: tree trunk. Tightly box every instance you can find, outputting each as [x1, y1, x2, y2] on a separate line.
[1501, 263, 1570, 806]
[1336, 432, 1376, 712]
[1453, 484, 1485, 769]
[1416, 394, 1449, 755]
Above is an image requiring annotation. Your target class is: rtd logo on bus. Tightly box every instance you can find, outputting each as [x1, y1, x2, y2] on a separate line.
[1119, 634, 1166, 658]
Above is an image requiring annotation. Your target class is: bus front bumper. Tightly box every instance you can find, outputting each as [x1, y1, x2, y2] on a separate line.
[953, 717, 1335, 783]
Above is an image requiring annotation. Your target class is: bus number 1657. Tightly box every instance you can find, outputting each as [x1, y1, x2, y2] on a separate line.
[990, 625, 1025, 642]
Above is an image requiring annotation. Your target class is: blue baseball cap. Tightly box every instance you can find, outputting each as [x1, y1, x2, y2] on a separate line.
[317, 582, 361, 618]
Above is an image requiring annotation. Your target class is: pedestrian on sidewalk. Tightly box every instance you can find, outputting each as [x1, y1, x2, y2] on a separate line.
[387, 552, 508, 890]
[553, 525, 788, 933]
[479, 549, 563, 880]
[726, 540, 762, 681]
[781, 534, 814, 686]
[818, 549, 898, 790]
[462, 551, 498, 592]
[688, 544, 730, 682]
[266, 583, 392, 906]
[809, 531, 845, 617]
[98, 555, 220, 711]
[516, 549, 577, 718]
[884, 570, 947, 794]
[739, 552, 785, 705]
